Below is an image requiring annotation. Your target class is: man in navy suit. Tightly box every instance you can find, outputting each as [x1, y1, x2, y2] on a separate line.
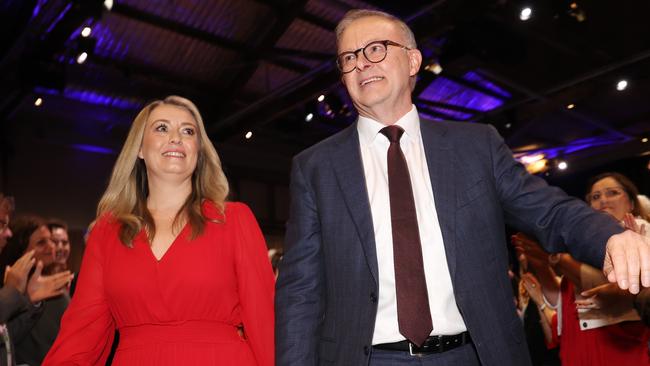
[275, 9, 650, 366]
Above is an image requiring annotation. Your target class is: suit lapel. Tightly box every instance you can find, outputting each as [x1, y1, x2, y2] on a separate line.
[420, 120, 458, 280]
[329, 125, 378, 285]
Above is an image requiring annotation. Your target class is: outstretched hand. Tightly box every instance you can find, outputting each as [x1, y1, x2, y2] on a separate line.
[3, 250, 36, 294]
[26, 261, 74, 303]
[603, 230, 650, 294]
[576, 282, 635, 317]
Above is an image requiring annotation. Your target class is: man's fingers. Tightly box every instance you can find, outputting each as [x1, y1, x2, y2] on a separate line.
[32, 260, 44, 278]
[608, 243, 629, 290]
[625, 241, 642, 294]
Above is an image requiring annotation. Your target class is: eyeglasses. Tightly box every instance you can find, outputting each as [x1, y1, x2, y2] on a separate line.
[586, 187, 625, 203]
[336, 40, 411, 74]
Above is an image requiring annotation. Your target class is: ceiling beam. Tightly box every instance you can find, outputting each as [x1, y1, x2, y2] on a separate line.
[111, 2, 309, 74]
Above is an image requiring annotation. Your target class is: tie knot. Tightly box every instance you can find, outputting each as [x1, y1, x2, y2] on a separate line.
[380, 125, 404, 144]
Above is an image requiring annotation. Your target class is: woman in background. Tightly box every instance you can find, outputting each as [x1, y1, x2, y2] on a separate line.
[44, 96, 274, 365]
[514, 172, 650, 366]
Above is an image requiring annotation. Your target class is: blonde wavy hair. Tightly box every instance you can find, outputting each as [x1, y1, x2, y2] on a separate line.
[97, 96, 229, 247]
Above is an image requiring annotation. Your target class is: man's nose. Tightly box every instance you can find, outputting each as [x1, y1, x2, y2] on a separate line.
[354, 53, 373, 71]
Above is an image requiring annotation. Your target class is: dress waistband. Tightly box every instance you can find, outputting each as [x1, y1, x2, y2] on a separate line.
[119, 320, 241, 347]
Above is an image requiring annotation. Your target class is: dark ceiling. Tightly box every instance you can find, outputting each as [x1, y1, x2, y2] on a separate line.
[1, 0, 649, 188]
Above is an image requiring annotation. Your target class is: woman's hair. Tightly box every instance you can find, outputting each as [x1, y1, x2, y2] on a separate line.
[0, 215, 46, 284]
[97, 95, 229, 247]
[586, 172, 650, 221]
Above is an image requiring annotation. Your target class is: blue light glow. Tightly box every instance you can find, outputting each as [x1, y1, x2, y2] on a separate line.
[70, 144, 115, 155]
[419, 76, 505, 114]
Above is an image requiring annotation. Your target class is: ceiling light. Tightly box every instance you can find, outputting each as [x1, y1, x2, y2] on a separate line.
[520, 153, 545, 165]
[520, 7, 532, 21]
[570, 2, 578, 9]
[244, 131, 252, 139]
[566, 103, 575, 109]
[305, 113, 314, 122]
[558, 161, 568, 170]
[81, 26, 92, 38]
[642, 137, 649, 143]
[317, 95, 325, 102]
[505, 123, 512, 129]
[424, 61, 443, 75]
[76, 51, 88, 64]
[34, 97, 43, 107]
[616, 79, 628, 91]
[104, 0, 113, 10]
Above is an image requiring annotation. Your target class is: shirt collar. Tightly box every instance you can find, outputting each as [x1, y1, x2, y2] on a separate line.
[357, 105, 421, 146]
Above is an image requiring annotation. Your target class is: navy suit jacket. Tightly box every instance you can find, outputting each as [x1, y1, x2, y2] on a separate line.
[275, 119, 624, 366]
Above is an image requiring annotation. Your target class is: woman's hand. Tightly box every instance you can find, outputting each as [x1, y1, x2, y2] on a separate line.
[520, 272, 544, 306]
[3, 250, 36, 294]
[27, 261, 74, 303]
[623, 213, 646, 236]
[512, 233, 549, 271]
[575, 282, 635, 317]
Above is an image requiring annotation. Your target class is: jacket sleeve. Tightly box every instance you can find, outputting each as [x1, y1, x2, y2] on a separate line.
[42, 218, 115, 366]
[275, 158, 326, 366]
[234, 203, 275, 366]
[486, 125, 624, 268]
[0, 286, 30, 323]
[5, 291, 43, 344]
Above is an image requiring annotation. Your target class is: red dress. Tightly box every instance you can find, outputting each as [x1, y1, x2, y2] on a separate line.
[43, 202, 275, 366]
[556, 279, 650, 366]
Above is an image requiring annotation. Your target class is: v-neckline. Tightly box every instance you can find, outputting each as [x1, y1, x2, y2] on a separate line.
[145, 222, 189, 262]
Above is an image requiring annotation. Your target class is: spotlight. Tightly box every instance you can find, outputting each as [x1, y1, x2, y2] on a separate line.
[317, 94, 325, 102]
[520, 7, 532, 21]
[566, 103, 575, 109]
[81, 26, 92, 38]
[76, 51, 88, 64]
[305, 113, 314, 122]
[558, 161, 568, 170]
[505, 123, 512, 129]
[104, 0, 113, 10]
[642, 137, 648, 143]
[244, 131, 253, 139]
[616, 79, 628, 91]
[34, 97, 43, 107]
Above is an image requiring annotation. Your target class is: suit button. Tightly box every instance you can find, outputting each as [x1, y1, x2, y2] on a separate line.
[364, 345, 370, 355]
[370, 292, 377, 303]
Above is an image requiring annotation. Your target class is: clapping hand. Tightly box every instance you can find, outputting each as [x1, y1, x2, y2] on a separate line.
[27, 260, 74, 303]
[3, 250, 36, 294]
[575, 282, 635, 317]
[623, 213, 646, 236]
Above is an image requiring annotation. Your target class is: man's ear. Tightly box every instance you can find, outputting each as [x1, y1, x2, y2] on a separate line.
[408, 49, 422, 77]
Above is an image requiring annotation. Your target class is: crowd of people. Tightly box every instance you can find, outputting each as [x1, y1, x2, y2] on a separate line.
[0, 7, 649, 366]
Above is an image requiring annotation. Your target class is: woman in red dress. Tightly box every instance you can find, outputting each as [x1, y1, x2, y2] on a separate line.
[43, 96, 274, 365]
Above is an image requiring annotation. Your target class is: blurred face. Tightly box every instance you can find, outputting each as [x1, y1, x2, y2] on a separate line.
[51, 227, 71, 265]
[26, 225, 55, 266]
[138, 104, 199, 181]
[588, 177, 633, 221]
[0, 209, 11, 253]
[338, 16, 421, 121]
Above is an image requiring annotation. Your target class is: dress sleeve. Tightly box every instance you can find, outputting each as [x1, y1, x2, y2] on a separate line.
[233, 203, 275, 366]
[42, 218, 115, 366]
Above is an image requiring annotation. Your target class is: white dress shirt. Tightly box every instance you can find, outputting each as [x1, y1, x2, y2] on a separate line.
[357, 105, 467, 345]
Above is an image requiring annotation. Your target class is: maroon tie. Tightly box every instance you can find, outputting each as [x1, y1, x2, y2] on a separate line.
[380, 125, 433, 347]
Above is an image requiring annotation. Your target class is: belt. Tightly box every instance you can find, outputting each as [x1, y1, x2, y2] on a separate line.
[373, 332, 471, 356]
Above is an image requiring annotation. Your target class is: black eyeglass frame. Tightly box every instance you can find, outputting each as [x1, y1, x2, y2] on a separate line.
[336, 40, 411, 74]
